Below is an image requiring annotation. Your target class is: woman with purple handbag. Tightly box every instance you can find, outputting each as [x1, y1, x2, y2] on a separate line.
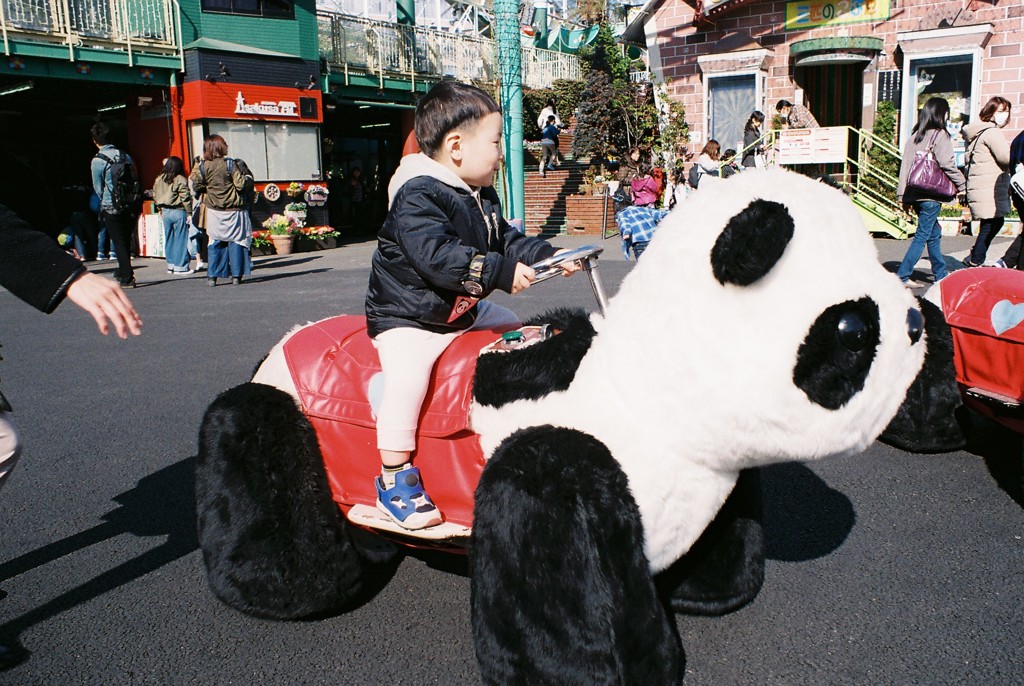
[896, 97, 967, 287]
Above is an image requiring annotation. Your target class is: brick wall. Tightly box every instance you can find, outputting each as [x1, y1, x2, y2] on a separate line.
[566, 196, 618, 236]
[649, 0, 1024, 147]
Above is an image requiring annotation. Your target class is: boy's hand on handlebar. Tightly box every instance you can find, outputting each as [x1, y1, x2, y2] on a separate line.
[552, 249, 582, 276]
[512, 262, 536, 294]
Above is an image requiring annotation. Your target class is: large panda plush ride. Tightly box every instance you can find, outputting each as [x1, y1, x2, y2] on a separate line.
[196, 168, 955, 684]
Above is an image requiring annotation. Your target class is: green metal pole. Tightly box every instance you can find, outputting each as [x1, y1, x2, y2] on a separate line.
[396, 0, 415, 25]
[495, 0, 524, 222]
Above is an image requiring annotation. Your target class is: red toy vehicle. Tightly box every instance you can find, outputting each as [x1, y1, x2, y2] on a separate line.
[936, 267, 1024, 434]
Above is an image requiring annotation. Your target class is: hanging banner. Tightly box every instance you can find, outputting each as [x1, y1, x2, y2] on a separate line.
[776, 127, 848, 165]
[785, 0, 890, 30]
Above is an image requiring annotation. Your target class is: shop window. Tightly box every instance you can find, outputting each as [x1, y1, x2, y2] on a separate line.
[707, 74, 756, 153]
[201, 0, 295, 19]
[208, 120, 321, 182]
[906, 54, 973, 164]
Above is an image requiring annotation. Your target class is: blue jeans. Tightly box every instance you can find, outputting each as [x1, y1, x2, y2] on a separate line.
[968, 216, 1005, 264]
[208, 240, 251, 279]
[162, 208, 191, 271]
[897, 200, 948, 282]
[97, 216, 111, 257]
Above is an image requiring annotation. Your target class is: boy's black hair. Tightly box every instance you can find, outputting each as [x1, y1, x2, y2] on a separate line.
[415, 81, 500, 157]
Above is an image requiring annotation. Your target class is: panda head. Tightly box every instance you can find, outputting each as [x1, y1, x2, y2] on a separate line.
[595, 169, 926, 467]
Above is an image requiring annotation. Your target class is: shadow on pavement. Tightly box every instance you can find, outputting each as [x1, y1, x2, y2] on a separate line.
[0, 458, 198, 661]
[761, 463, 856, 562]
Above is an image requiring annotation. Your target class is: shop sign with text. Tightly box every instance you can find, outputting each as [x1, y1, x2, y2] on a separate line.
[776, 127, 848, 165]
[235, 91, 298, 117]
[785, 0, 889, 30]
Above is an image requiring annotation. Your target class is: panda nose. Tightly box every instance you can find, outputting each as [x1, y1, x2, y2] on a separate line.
[907, 307, 924, 344]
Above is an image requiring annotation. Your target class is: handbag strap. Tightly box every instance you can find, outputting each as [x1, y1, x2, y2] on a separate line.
[965, 126, 994, 173]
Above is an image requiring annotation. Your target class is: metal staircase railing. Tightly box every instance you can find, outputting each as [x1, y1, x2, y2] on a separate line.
[730, 127, 914, 239]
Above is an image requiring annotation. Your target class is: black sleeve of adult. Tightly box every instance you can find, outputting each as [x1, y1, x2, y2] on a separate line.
[0, 203, 87, 313]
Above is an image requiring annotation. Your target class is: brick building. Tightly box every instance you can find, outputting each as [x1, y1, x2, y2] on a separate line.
[621, 0, 1023, 158]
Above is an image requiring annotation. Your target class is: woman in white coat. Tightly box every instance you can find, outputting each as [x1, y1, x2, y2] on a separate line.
[962, 96, 1012, 267]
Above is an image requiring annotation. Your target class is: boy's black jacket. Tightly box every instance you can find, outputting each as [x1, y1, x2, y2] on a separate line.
[366, 173, 556, 338]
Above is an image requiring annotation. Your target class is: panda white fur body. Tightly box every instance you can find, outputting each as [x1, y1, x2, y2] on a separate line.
[195, 168, 948, 683]
[470, 168, 927, 572]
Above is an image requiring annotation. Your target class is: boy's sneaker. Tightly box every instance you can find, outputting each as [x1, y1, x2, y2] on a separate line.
[994, 259, 1007, 268]
[962, 256, 979, 268]
[375, 466, 443, 530]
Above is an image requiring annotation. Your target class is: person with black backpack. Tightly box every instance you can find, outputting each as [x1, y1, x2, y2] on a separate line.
[90, 122, 142, 288]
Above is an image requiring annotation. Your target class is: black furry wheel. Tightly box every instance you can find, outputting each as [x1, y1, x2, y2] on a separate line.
[196, 382, 367, 619]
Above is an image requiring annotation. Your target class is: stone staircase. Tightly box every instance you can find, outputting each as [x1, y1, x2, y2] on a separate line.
[523, 120, 587, 237]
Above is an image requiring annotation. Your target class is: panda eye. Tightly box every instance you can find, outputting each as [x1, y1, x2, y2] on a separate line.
[907, 307, 924, 344]
[837, 312, 869, 351]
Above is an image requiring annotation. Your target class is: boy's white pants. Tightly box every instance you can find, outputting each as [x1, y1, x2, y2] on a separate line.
[372, 300, 519, 452]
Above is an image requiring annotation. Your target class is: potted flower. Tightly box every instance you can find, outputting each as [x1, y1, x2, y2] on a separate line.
[262, 214, 298, 255]
[251, 229, 272, 255]
[295, 225, 342, 251]
[592, 174, 607, 196]
[580, 166, 597, 195]
[284, 202, 307, 226]
[285, 181, 304, 198]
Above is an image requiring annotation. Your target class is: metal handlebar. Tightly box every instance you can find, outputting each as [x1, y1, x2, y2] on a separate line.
[528, 244, 609, 316]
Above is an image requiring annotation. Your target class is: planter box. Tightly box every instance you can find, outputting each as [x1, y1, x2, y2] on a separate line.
[565, 195, 617, 236]
[961, 220, 1023, 237]
[296, 236, 339, 252]
[938, 218, 964, 236]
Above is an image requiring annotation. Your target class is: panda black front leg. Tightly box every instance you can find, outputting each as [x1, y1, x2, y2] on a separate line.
[196, 382, 368, 620]
[470, 425, 684, 685]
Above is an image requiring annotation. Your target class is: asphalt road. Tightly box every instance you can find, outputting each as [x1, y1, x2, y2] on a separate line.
[0, 231, 1022, 685]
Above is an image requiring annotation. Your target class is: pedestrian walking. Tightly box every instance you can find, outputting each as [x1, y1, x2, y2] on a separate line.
[90, 122, 141, 288]
[962, 96, 1012, 267]
[895, 97, 966, 286]
[153, 156, 195, 274]
[190, 135, 255, 287]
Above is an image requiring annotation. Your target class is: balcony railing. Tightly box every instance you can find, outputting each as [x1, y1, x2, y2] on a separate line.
[318, 11, 581, 90]
[0, 0, 182, 66]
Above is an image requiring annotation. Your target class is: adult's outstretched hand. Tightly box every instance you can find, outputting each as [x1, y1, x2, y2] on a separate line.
[65, 272, 142, 339]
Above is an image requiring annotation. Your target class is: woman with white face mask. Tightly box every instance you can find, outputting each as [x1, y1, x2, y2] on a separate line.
[962, 96, 1013, 267]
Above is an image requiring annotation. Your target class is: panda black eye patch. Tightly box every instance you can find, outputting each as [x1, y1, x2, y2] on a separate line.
[711, 199, 795, 286]
[793, 298, 881, 410]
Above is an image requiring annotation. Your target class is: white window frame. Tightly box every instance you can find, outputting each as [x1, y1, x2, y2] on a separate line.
[897, 24, 991, 148]
[898, 49, 982, 147]
[697, 49, 769, 148]
[702, 70, 762, 151]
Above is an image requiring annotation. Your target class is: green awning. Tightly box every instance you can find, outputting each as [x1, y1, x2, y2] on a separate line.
[182, 37, 298, 59]
[533, 24, 600, 53]
[790, 37, 883, 67]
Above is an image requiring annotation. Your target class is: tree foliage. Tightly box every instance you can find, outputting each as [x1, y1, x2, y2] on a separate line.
[523, 80, 586, 137]
[862, 100, 900, 205]
[572, 24, 689, 170]
[577, 23, 630, 84]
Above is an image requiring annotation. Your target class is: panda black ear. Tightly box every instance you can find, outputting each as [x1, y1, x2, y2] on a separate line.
[711, 199, 795, 286]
